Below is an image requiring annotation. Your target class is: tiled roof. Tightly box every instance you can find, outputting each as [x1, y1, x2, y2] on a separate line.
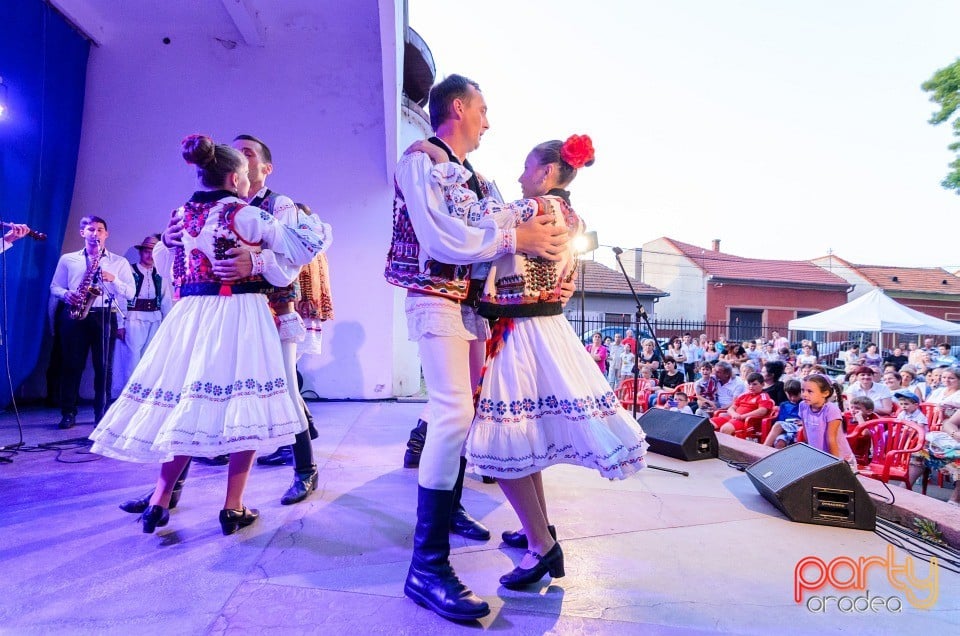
[662, 238, 849, 288]
[850, 264, 960, 296]
[574, 259, 666, 297]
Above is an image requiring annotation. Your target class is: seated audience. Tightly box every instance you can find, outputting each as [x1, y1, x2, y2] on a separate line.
[843, 365, 893, 416]
[711, 372, 773, 436]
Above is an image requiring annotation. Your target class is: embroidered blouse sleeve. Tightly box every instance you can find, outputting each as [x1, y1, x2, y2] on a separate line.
[232, 204, 324, 269]
[397, 152, 515, 265]
[258, 197, 334, 287]
[429, 162, 538, 228]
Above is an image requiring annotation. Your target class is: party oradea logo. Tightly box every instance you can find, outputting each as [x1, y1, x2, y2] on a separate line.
[794, 546, 938, 612]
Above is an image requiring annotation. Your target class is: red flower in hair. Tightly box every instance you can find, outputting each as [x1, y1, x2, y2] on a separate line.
[560, 134, 595, 169]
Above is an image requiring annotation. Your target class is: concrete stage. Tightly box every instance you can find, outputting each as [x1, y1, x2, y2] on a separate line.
[1, 402, 958, 635]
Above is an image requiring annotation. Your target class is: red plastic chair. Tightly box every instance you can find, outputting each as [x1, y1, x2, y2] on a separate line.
[843, 411, 879, 466]
[616, 378, 657, 413]
[919, 402, 942, 431]
[744, 405, 779, 442]
[852, 418, 924, 486]
[918, 403, 944, 494]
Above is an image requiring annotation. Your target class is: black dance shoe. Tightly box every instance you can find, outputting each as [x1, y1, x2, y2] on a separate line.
[140, 505, 170, 534]
[120, 492, 152, 514]
[501, 525, 557, 550]
[499, 542, 565, 590]
[256, 446, 294, 466]
[195, 454, 230, 466]
[280, 468, 318, 505]
[450, 507, 491, 541]
[219, 506, 259, 535]
[58, 414, 76, 430]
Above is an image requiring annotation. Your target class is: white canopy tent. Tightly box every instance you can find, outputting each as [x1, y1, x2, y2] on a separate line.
[788, 289, 960, 336]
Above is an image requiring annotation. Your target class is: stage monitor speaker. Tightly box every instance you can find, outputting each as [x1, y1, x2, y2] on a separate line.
[745, 443, 875, 531]
[638, 409, 718, 461]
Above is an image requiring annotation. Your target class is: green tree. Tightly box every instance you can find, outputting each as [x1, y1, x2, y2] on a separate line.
[923, 58, 960, 193]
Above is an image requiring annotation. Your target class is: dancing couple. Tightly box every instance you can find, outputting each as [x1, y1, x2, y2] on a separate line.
[387, 73, 647, 621]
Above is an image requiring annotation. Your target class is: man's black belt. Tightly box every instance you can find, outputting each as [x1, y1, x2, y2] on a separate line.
[129, 299, 159, 312]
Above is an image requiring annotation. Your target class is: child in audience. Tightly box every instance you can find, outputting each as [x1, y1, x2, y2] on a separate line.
[847, 395, 878, 465]
[763, 379, 802, 447]
[694, 361, 718, 416]
[894, 390, 928, 426]
[711, 372, 774, 436]
[799, 374, 856, 468]
[619, 344, 636, 383]
[668, 391, 693, 415]
[892, 390, 929, 489]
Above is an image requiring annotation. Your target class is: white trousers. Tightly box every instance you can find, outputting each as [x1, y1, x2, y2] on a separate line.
[281, 339, 310, 432]
[416, 334, 484, 490]
[111, 316, 160, 396]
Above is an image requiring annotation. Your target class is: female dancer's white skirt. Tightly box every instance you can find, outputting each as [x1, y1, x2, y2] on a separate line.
[466, 314, 647, 479]
[89, 294, 304, 463]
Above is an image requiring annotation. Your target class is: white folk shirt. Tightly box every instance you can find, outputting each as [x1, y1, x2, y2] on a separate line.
[123, 265, 174, 329]
[396, 149, 514, 342]
[50, 248, 135, 311]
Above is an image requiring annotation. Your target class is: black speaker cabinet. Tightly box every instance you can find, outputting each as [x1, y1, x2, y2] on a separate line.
[638, 409, 718, 461]
[746, 443, 876, 530]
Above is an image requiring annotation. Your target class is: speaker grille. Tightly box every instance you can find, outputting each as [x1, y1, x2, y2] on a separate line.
[747, 443, 837, 492]
[746, 443, 875, 530]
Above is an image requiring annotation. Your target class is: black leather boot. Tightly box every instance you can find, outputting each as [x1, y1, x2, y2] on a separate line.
[403, 419, 428, 468]
[404, 486, 490, 621]
[281, 466, 319, 505]
[450, 457, 491, 541]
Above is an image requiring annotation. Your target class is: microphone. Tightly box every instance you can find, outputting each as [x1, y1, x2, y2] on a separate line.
[612, 246, 623, 256]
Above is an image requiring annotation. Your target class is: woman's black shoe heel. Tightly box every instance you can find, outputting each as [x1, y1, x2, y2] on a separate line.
[219, 506, 259, 536]
[141, 505, 169, 534]
[499, 542, 564, 590]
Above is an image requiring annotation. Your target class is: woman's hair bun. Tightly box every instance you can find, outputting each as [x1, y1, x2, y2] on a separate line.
[181, 134, 216, 167]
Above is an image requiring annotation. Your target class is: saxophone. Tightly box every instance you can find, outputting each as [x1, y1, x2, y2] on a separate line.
[69, 242, 103, 320]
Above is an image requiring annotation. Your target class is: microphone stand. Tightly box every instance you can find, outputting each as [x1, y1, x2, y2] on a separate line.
[613, 247, 688, 477]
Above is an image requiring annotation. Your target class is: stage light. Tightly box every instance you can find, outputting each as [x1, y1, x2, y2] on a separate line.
[0, 76, 7, 119]
[573, 230, 598, 255]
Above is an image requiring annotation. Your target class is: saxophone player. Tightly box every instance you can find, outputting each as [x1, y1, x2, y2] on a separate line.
[49, 215, 135, 429]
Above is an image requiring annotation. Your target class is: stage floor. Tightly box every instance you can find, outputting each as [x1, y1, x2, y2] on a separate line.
[1, 402, 957, 635]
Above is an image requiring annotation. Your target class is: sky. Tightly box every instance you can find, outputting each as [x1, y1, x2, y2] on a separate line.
[408, 0, 960, 271]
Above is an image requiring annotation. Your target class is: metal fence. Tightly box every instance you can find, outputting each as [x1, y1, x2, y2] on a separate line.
[572, 316, 960, 364]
